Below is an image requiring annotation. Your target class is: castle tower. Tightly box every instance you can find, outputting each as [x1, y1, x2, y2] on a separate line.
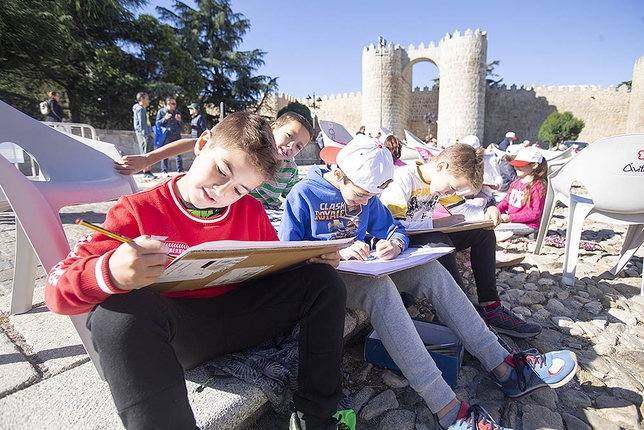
[361, 30, 487, 145]
[361, 42, 411, 137]
[627, 55, 644, 133]
[433, 30, 488, 145]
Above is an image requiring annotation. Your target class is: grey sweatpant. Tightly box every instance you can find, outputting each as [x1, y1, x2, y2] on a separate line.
[341, 260, 509, 413]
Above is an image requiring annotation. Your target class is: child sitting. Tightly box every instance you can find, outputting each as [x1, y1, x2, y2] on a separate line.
[278, 135, 577, 430]
[378, 142, 542, 339]
[45, 112, 346, 430]
[495, 146, 548, 238]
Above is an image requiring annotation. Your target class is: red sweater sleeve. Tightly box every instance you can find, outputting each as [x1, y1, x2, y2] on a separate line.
[44, 198, 140, 315]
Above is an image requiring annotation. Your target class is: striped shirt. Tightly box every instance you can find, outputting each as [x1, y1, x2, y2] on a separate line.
[250, 159, 300, 210]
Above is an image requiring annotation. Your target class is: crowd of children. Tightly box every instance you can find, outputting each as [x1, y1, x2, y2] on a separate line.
[44, 115, 572, 430]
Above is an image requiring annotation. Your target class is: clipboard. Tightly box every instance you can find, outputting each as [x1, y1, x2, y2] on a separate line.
[151, 237, 354, 292]
[405, 219, 494, 236]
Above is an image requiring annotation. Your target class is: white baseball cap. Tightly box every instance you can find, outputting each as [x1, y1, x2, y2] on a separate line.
[509, 146, 544, 167]
[505, 132, 517, 140]
[320, 135, 394, 194]
[460, 135, 480, 149]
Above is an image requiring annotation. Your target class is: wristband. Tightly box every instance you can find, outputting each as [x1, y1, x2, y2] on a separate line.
[390, 238, 404, 251]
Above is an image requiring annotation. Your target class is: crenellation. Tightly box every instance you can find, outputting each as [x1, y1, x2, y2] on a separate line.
[270, 41, 639, 146]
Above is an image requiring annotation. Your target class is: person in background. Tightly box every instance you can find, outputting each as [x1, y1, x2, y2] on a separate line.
[356, 125, 366, 135]
[132, 92, 157, 180]
[45, 91, 65, 122]
[155, 97, 184, 176]
[496, 146, 548, 238]
[495, 131, 517, 152]
[187, 103, 206, 139]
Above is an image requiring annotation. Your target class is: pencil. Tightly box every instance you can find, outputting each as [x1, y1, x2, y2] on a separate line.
[75, 218, 175, 261]
[385, 225, 399, 242]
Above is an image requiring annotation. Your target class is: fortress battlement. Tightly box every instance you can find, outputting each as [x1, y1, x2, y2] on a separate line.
[486, 84, 628, 93]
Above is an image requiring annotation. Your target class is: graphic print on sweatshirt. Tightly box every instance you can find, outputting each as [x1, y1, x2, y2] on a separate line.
[314, 201, 363, 240]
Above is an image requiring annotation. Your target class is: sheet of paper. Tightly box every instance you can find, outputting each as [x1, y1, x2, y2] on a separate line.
[337, 246, 454, 277]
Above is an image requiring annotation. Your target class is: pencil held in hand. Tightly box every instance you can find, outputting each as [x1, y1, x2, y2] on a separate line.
[75, 218, 174, 261]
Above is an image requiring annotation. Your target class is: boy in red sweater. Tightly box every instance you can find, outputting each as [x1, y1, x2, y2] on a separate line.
[45, 112, 346, 430]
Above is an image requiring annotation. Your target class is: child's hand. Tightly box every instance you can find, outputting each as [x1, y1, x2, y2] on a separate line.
[433, 214, 465, 229]
[107, 236, 170, 291]
[307, 251, 341, 268]
[339, 241, 371, 261]
[501, 214, 511, 223]
[375, 240, 401, 260]
[114, 155, 149, 175]
[485, 206, 502, 227]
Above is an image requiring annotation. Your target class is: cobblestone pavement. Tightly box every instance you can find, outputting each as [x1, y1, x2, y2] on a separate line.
[1, 178, 642, 430]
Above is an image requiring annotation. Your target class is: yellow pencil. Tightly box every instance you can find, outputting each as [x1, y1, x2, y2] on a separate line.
[385, 225, 399, 242]
[75, 218, 174, 261]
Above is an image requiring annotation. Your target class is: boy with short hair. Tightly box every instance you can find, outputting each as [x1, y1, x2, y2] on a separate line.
[45, 112, 346, 430]
[379, 142, 542, 338]
[116, 111, 314, 219]
[279, 136, 578, 430]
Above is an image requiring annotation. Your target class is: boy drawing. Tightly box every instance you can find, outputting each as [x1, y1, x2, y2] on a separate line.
[45, 112, 346, 430]
[115, 112, 314, 226]
[379, 143, 542, 338]
[279, 135, 578, 430]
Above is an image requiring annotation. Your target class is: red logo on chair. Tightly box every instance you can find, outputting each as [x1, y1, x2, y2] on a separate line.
[638, 149, 644, 160]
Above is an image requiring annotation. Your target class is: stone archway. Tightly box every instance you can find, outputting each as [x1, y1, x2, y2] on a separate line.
[361, 29, 488, 147]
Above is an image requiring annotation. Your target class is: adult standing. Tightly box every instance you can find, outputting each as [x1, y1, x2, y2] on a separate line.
[356, 125, 366, 135]
[187, 103, 206, 138]
[45, 91, 65, 122]
[155, 97, 184, 176]
[132, 92, 157, 180]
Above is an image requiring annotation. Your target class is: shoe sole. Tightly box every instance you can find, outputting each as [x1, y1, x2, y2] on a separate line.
[492, 325, 542, 339]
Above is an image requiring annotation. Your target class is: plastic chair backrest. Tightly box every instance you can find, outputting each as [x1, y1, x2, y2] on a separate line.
[550, 133, 644, 215]
[0, 155, 70, 273]
[539, 146, 575, 162]
[319, 120, 353, 148]
[0, 101, 137, 211]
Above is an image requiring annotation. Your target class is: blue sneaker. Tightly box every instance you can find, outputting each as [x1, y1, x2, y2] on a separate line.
[492, 349, 578, 399]
[439, 402, 512, 429]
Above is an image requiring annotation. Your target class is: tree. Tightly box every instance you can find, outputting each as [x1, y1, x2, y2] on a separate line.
[618, 80, 632, 92]
[486, 60, 503, 88]
[156, 0, 277, 120]
[538, 111, 585, 147]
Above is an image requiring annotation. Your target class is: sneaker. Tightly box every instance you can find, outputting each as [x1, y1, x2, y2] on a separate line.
[142, 172, 158, 180]
[478, 303, 542, 339]
[491, 349, 578, 399]
[289, 411, 349, 430]
[177, 169, 186, 174]
[439, 402, 512, 430]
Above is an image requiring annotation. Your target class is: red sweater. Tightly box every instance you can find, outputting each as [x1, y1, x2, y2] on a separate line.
[45, 177, 278, 315]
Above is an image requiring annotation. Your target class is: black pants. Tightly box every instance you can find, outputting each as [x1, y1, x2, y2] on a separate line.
[409, 228, 499, 303]
[87, 264, 346, 430]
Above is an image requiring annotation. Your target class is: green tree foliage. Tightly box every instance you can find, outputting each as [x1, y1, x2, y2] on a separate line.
[277, 102, 313, 125]
[486, 60, 503, 88]
[0, 0, 276, 128]
[156, 0, 277, 121]
[538, 111, 585, 147]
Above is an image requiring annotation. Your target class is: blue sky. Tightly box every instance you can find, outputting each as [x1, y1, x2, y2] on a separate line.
[142, 0, 644, 100]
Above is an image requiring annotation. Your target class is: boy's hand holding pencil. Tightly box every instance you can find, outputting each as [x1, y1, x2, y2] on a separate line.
[76, 219, 170, 291]
[374, 225, 401, 260]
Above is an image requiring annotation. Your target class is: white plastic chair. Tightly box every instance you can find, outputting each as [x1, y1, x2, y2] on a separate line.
[533, 134, 644, 293]
[0, 100, 138, 375]
[404, 129, 443, 159]
[319, 120, 354, 148]
[43, 121, 100, 140]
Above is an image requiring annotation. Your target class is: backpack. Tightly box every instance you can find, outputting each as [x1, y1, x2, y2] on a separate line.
[39, 100, 50, 115]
